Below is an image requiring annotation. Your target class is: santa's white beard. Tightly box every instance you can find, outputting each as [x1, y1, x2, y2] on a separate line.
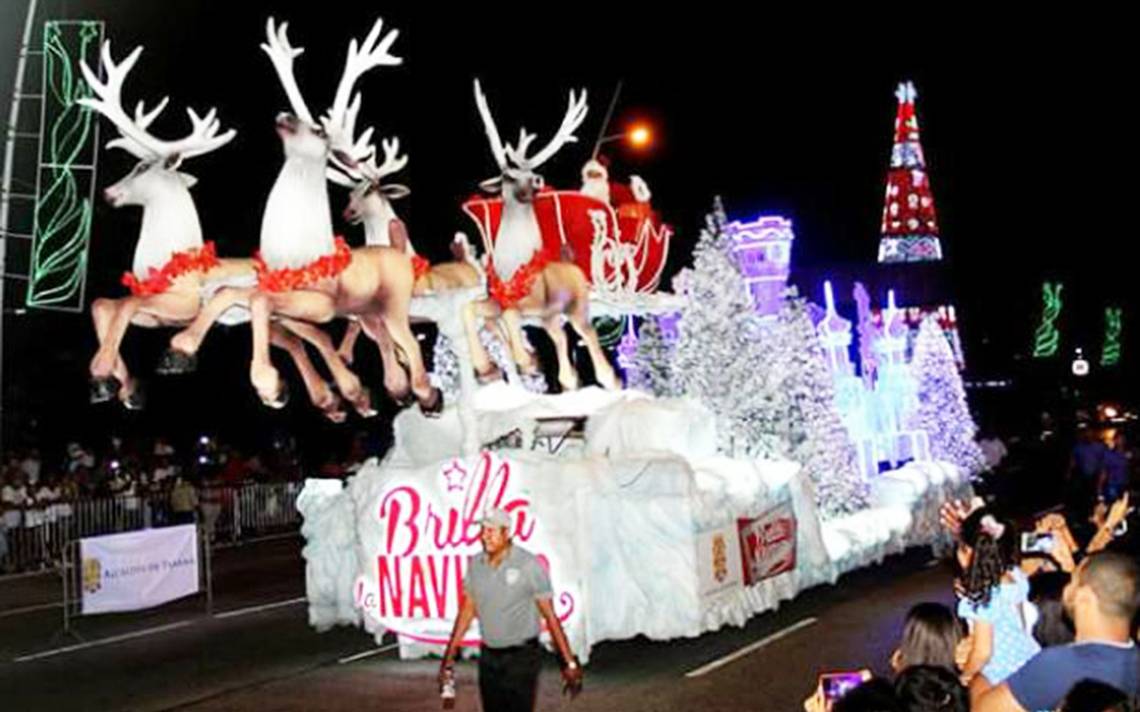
[581, 178, 610, 204]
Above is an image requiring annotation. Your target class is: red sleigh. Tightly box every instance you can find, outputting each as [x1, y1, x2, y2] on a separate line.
[461, 187, 672, 293]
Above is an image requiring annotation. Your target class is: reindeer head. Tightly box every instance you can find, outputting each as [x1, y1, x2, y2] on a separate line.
[327, 136, 409, 225]
[103, 154, 196, 208]
[261, 17, 401, 167]
[78, 41, 235, 211]
[473, 80, 588, 205]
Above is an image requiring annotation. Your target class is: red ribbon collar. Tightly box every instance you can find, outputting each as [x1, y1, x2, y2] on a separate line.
[485, 248, 554, 309]
[253, 237, 352, 293]
[122, 242, 220, 297]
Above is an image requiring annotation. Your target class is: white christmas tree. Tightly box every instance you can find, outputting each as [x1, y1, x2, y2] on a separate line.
[908, 317, 985, 475]
[771, 296, 870, 518]
[630, 317, 681, 397]
[672, 198, 782, 456]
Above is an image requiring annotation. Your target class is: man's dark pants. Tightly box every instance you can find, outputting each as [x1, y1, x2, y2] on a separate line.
[478, 639, 542, 712]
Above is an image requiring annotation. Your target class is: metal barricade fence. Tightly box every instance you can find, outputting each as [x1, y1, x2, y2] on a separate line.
[0, 481, 303, 575]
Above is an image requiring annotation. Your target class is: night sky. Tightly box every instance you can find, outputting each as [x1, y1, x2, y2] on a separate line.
[1, 3, 1134, 457]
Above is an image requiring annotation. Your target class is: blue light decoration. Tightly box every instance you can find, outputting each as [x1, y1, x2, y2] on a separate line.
[724, 214, 795, 316]
[870, 289, 920, 437]
[817, 280, 875, 477]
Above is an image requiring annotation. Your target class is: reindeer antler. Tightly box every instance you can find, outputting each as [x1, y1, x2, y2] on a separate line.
[327, 134, 408, 190]
[509, 88, 588, 169]
[368, 137, 408, 181]
[78, 40, 236, 161]
[322, 18, 401, 160]
[260, 18, 315, 125]
[473, 79, 508, 170]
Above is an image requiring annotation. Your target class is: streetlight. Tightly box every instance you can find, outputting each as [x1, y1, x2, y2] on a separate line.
[595, 124, 653, 151]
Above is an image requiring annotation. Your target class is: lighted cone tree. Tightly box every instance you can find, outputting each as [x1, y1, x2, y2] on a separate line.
[908, 317, 985, 475]
[878, 81, 943, 263]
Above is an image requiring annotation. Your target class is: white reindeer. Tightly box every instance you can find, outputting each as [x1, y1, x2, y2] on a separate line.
[78, 41, 237, 408]
[327, 136, 482, 365]
[80, 41, 370, 421]
[165, 18, 440, 414]
[463, 80, 617, 391]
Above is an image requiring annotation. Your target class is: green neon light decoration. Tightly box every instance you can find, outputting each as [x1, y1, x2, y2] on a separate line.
[25, 21, 101, 311]
[1101, 307, 1123, 367]
[1033, 282, 1063, 358]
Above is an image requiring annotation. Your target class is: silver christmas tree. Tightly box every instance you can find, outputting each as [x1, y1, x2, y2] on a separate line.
[672, 198, 782, 457]
[630, 317, 680, 397]
[907, 317, 985, 475]
[771, 297, 870, 518]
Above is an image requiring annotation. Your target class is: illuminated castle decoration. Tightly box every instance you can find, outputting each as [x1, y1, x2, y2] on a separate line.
[878, 81, 942, 264]
[870, 302, 965, 369]
[869, 290, 930, 468]
[725, 215, 795, 316]
[817, 281, 876, 479]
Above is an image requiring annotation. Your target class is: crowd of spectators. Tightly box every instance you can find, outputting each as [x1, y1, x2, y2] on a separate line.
[805, 419, 1140, 712]
[1, 430, 376, 572]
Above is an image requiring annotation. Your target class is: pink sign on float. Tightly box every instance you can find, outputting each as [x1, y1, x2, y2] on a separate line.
[354, 452, 576, 647]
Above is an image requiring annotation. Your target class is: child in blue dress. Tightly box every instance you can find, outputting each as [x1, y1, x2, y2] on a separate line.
[955, 508, 1040, 695]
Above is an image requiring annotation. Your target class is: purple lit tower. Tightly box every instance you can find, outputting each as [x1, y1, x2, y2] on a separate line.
[725, 215, 795, 315]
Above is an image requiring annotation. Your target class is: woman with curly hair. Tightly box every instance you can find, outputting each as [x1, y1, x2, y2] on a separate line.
[955, 508, 1040, 696]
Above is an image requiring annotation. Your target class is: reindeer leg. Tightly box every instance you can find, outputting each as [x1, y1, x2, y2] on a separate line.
[500, 308, 539, 375]
[94, 292, 200, 407]
[381, 303, 442, 416]
[166, 286, 253, 367]
[337, 319, 363, 366]
[278, 316, 375, 418]
[462, 299, 502, 383]
[249, 291, 285, 408]
[90, 297, 134, 402]
[543, 314, 578, 392]
[270, 324, 345, 423]
[249, 290, 337, 408]
[92, 292, 199, 378]
[359, 314, 411, 404]
[567, 295, 618, 390]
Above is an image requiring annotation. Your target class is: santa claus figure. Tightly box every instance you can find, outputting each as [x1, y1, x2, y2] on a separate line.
[580, 157, 611, 204]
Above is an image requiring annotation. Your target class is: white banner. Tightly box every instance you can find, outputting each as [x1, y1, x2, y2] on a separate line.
[80, 525, 199, 615]
[697, 524, 744, 598]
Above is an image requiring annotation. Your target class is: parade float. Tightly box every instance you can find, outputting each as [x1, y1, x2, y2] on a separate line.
[75, 18, 978, 663]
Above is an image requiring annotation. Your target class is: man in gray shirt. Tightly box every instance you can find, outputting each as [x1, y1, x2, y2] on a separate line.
[439, 508, 583, 710]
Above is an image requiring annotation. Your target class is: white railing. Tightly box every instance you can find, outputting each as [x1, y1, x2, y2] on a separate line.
[0, 481, 303, 575]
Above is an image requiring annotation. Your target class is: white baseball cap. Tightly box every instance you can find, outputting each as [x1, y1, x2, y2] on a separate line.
[479, 508, 511, 529]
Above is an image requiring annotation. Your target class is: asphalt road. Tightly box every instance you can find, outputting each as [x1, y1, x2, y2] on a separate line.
[0, 539, 954, 711]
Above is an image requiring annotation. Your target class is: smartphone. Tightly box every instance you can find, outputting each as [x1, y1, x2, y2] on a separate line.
[1021, 532, 1055, 554]
[820, 671, 868, 703]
